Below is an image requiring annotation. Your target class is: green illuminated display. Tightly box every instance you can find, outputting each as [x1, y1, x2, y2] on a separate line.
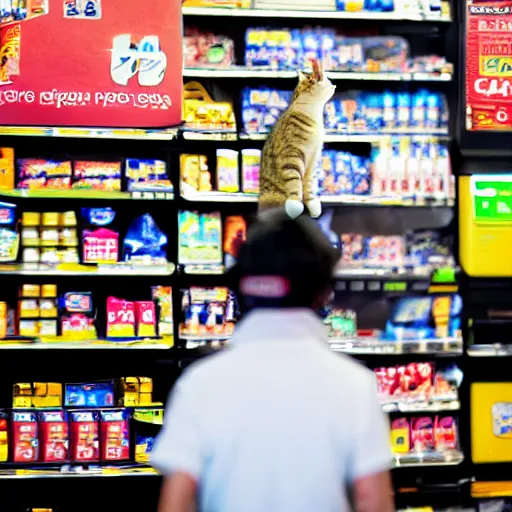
[472, 177, 512, 223]
[383, 281, 407, 292]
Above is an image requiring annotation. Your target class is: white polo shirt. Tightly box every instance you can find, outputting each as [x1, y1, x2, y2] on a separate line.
[152, 309, 391, 512]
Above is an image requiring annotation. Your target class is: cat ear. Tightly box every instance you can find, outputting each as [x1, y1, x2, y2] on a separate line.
[298, 70, 307, 82]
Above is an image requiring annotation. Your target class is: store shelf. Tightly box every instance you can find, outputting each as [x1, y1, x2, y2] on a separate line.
[182, 6, 452, 21]
[467, 344, 512, 357]
[0, 189, 174, 201]
[0, 338, 173, 349]
[328, 338, 463, 355]
[0, 465, 159, 479]
[381, 398, 460, 413]
[240, 132, 450, 142]
[0, 262, 175, 276]
[0, 126, 178, 140]
[181, 191, 454, 207]
[393, 451, 464, 468]
[183, 67, 453, 82]
[182, 130, 238, 141]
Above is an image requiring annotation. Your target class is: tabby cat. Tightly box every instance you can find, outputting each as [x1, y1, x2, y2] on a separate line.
[258, 61, 335, 219]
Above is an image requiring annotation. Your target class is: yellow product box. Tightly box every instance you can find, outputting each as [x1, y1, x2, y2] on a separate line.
[19, 320, 38, 337]
[471, 382, 512, 463]
[19, 299, 40, 318]
[60, 211, 77, 226]
[0, 148, 14, 190]
[39, 299, 58, 318]
[41, 285, 57, 298]
[0, 430, 8, 462]
[22, 212, 41, 227]
[20, 284, 40, 298]
[139, 393, 153, 405]
[42, 212, 59, 226]
[0, 302, 7, 339]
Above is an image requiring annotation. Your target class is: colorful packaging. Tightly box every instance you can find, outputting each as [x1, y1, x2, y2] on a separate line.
[135, 301, 157, 337]
[100, 409, 130, 462]
[216, 149, 239, 193]
[411, 416, 435, 452]
[0, 203, 19, 262]
[178, 211, 222, 266]
[134, 408, 163, 463]
[119, 377, 154, 406]
[152, 286, 173, 337]
[241, 149, 261, 194]
[180, 154, 212, 194]
[0, 148, 14, 190]
[183, 28, 235, 68]
[435, 416, 457, 451]
[73, 161, 121, 191]
[40, 410, 69, 462]
[223, 216, 247, 269]
[123, 214, 168, 264]
[65, 381, 115, 408]
[0, 411, 8, 462]
[60, 292, 96, 339]
[107, 297, 136, 337]
[125, 159, 172, 192]
[69, 411, 100, 463]
[390, 418, 410, 454]
[82, 228, 119, 264]
[12, 411, 39, 462]
[17, 159, 72, 190]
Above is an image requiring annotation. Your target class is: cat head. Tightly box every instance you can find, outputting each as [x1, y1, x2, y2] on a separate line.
[291, 60, 336, 104]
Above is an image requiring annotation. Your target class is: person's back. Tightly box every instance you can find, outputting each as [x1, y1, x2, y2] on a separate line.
[152, 210, 394, 512]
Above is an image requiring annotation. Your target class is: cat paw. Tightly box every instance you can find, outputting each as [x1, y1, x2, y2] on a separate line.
[285, 199, 304, 219]
[306, 198, 322, 218]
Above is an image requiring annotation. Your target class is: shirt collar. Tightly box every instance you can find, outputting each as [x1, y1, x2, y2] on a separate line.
[230, 308, 328, 345]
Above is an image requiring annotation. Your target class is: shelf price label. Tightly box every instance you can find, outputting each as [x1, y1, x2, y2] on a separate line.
[471, 175, 512, 222]
[383, 281, 407, 292]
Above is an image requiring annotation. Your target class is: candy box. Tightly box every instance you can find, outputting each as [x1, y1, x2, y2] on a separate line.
[82, 228, 119, 264]
[12, 411, 39, 462]
[100, 409, 130, 462]
[40, 410, 69, 462]
[434, 416, 457, 451]
[340, 234, 365, 265]
[73, 161, 121, 191]
[69, 411, 100, 463]
[362, 37, 408, 73]
[107, 297, 136, 338]
[390, 418, 410, 454]
[0, 410, 8, 462]
[411, 416, 435, 452]
[135, 301, 157, 337]
[65, 381, 114, 408]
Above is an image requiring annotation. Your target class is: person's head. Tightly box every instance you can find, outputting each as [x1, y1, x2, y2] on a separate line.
[229, 208, 340, 313]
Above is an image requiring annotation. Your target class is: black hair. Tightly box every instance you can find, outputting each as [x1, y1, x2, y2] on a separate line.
[228, 208, 340, 311]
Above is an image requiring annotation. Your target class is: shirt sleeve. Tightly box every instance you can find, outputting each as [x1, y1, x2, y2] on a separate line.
[151, 377, 205, 480]
[346, 374, 392, 482]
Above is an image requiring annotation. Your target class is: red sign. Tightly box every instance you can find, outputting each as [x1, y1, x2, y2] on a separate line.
[0, 0, 182, 127]
[466, 0, 512, 130]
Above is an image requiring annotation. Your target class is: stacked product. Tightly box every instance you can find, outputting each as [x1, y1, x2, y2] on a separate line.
[4, 378, 162, 466]
[0, 150, 173, 194]
[242, 87, 448, 134]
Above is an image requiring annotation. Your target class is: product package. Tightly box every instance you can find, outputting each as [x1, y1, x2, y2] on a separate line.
[65, 381, 115, 408]
[323, 307, 357, 339]
[183, 82, 236, 131]
[123, 214, 168, 265]
[40, 410, 69, 462]
[0, 411, 7, 462]
[125, 159, 173, 193]
[118, 377, 155, 406]
[21, 211, 78, 265]
[151, 286, 173, 337]
[106, 297, 136, 338]
[180, 287, 237, 339]
[383, 294, 462, 341]
[183, 28, 235, 68]
[73, 161, 121, 191]
[100, 409, 130, 461]
[223, 216, 247, 269]
[178, 211, 222, 267]
[17, 284, 58, 337]
[13, 382, 63, 408]
[134, 408, 163, 464]
[0, 148, 14, 190]
[17, 159, 72, 190]
[180, 154, 212, 195]
[241, 149, 261, 194]
[59, 291, 97, 339]
[69, 410, 100, 463]
[12, 411, 39, 462]
[0, 203, 18, 263]
[216, 149, 240, 193]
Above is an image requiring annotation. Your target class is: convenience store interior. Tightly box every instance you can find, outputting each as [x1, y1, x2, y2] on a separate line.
[1, 0, 512, 509]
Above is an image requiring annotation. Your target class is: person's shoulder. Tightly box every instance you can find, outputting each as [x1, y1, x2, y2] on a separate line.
[176, 348, 238, 391]
[322, 351, 376, 392]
